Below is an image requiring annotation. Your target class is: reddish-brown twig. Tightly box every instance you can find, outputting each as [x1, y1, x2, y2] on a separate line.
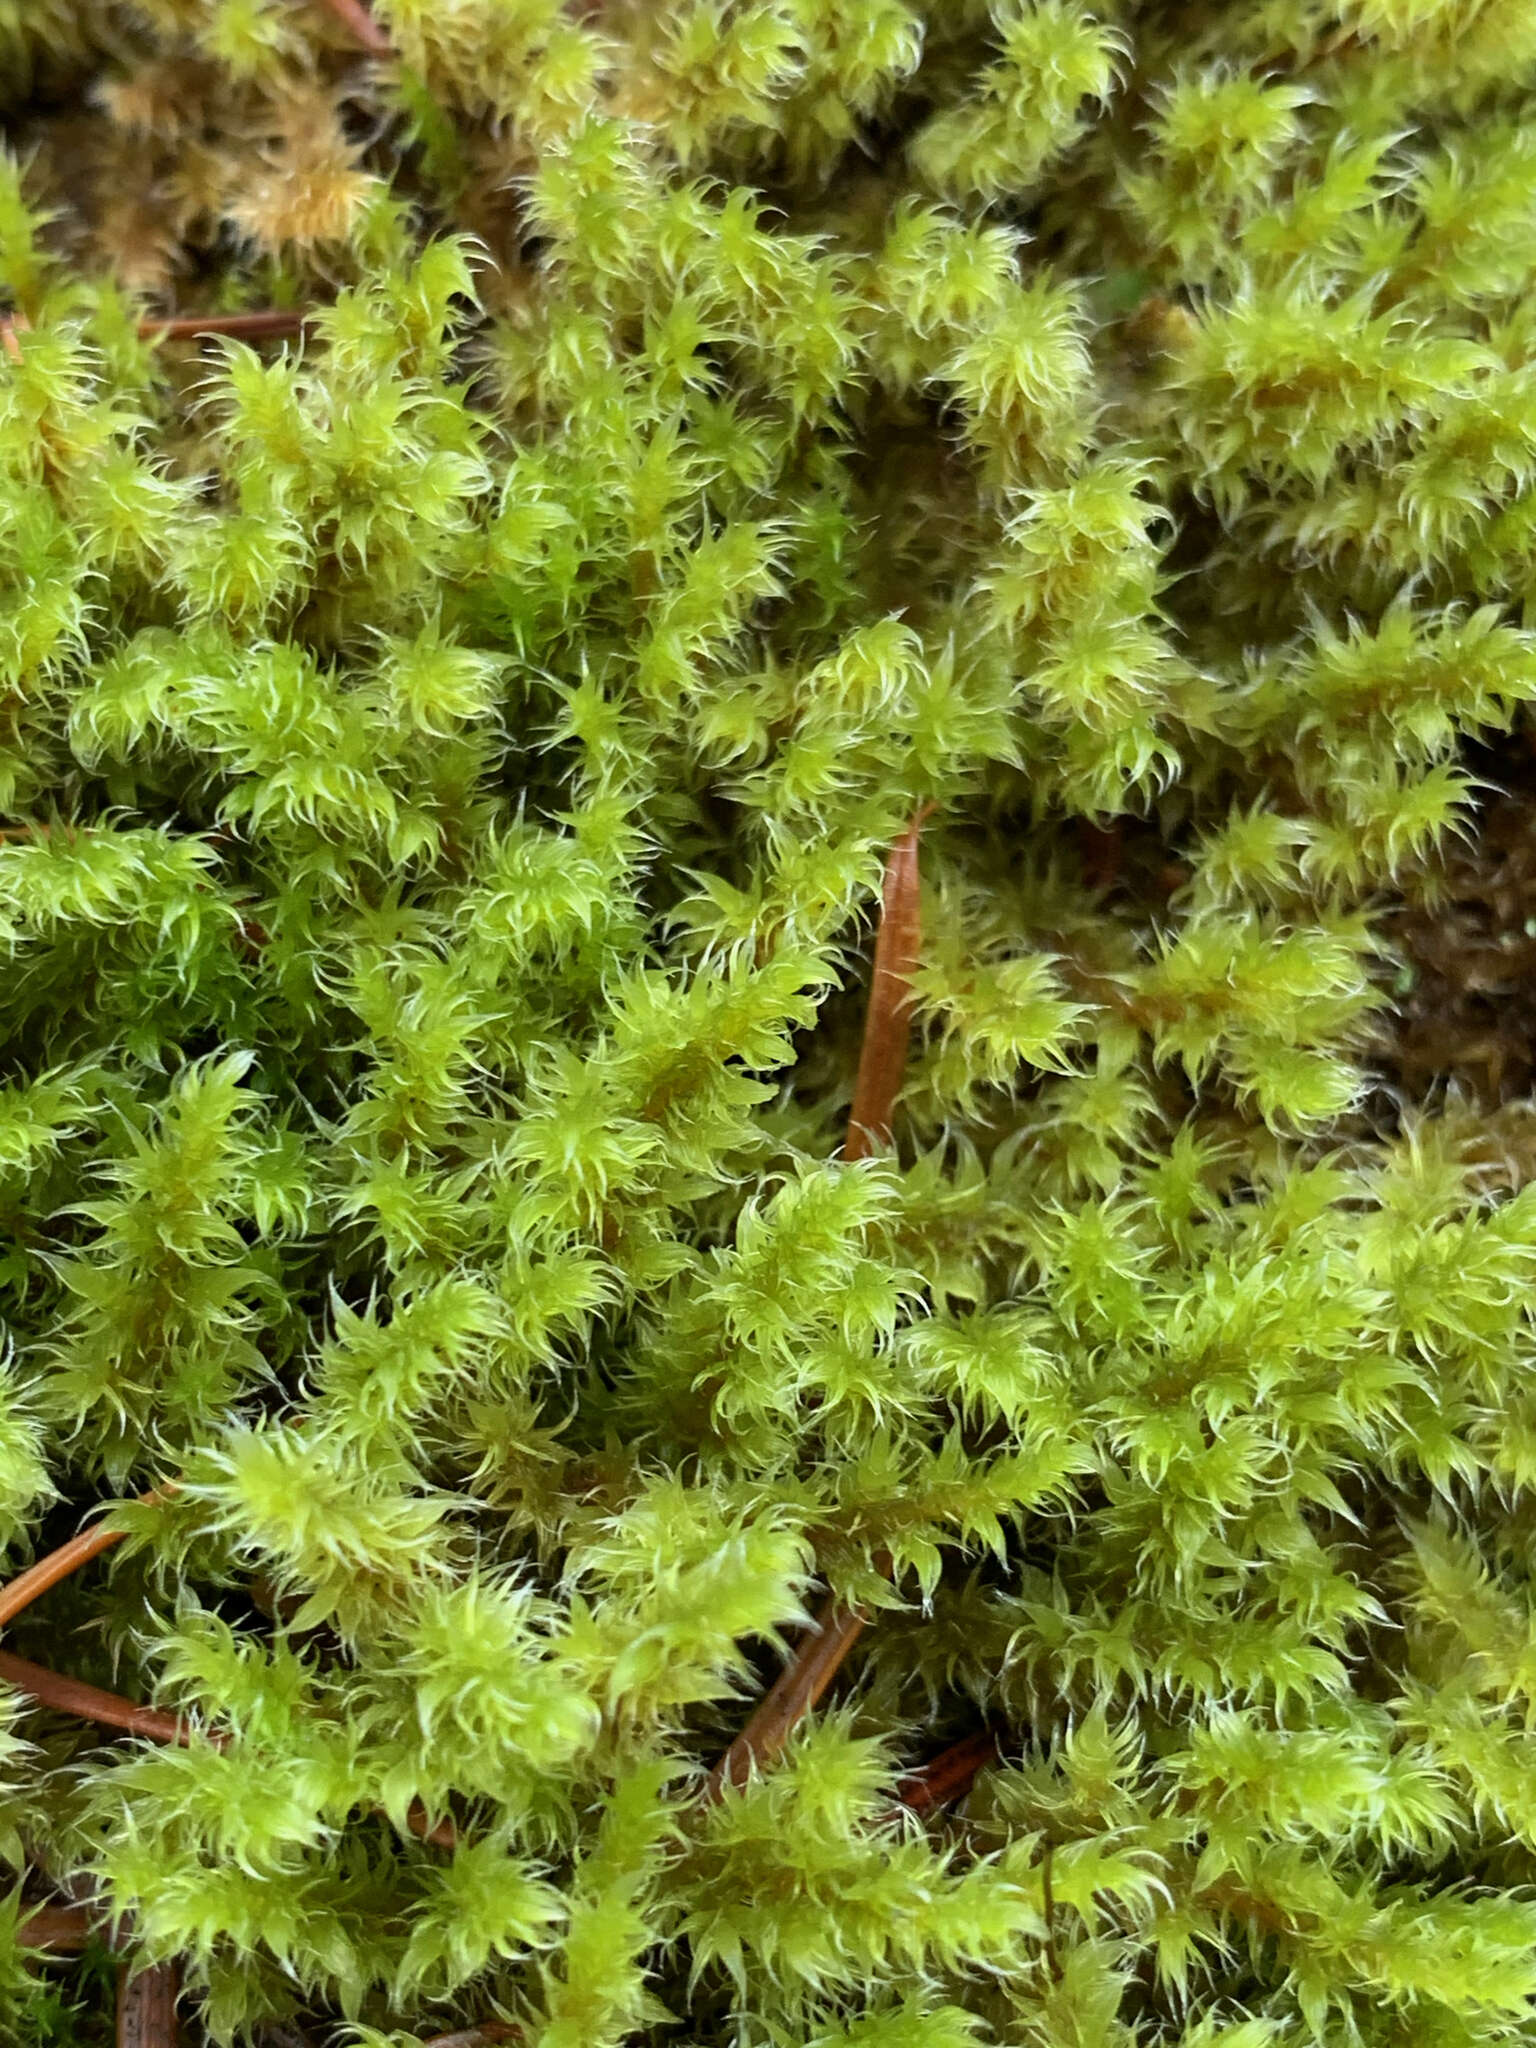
[0, 1649, 213, 1749]
[422, 2025, 519, 2048]
[895, 1726, 1000, 1816]
[117, 1957, 178, 2048]
[702, 812, 932, 1802]
[19, 1903, 95, 1951]
[315, 0, 392, 54]
[139, 310, 309, 342]
[3, 307, 307, 360]
[0, 1500, 456, 1850]
[844, 806, 931, 1162]
[0, 1493, 166, 1631]
[0, 1647, 454, 1845]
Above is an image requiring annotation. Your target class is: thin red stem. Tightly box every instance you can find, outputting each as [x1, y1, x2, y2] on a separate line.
[0, 1502, 455, 1848]
[1077, 818, 1123, 894]
[409, 1801, 457, 1851]
[0, 1647, 454, 1846]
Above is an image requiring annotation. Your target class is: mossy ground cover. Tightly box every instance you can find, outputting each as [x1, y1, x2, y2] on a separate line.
[6, 2, 1536, 2043]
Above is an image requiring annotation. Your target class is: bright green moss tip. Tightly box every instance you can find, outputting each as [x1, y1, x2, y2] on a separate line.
[4, 1, 1536, 2042]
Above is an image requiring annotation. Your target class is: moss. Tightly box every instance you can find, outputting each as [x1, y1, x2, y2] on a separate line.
[3, 2, 1536, 2043]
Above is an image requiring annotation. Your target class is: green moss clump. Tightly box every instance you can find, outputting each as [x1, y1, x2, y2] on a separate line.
[6, 1, 1536, 2042]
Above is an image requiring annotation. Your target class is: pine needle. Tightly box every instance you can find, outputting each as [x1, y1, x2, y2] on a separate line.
[700, 1598, 868, 1804]
[703, 810, 931, 1802]
[421, 2027, 520, 2048]
[844, 806, 932, 1162]
[139, 310, 310, 342]
[0, 1648, 209, 1748]
[895, 1727, 1000, 1816]
[0, 1632, 454, 1848]
[0, 1493, 167, 1630]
